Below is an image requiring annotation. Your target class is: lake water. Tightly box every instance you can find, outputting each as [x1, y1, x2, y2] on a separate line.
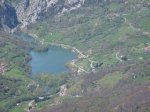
[15, 33, 76, 76]
[30, 46, 76, 76]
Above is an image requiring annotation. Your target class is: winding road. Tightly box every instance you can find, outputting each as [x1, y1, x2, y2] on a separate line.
[123, 14, 150, 37]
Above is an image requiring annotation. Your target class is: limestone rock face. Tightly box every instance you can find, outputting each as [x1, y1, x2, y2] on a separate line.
[15, 0, 85, 28]
[1, 0, 120, 29]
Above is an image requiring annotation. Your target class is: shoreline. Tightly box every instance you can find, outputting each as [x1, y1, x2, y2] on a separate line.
[30, 33, 87, 59]
[29, 33, 90, 74]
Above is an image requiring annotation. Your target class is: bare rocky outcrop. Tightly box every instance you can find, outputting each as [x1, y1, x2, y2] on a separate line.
[0, 0, 128, 30]
[15, 0, 85, 29]
[144, 46, 150, 53]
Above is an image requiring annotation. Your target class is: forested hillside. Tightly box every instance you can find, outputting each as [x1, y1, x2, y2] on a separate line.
[0, 0, 150, 112]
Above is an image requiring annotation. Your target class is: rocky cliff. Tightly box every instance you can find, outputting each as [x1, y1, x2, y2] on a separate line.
[15, 0, 85, 28]
[1, 0, 125, 29]
[0, 0, 18, 30]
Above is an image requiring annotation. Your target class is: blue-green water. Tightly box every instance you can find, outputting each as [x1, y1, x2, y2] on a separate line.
[30, 46, 76, 76]
[15, 33, 76, 76]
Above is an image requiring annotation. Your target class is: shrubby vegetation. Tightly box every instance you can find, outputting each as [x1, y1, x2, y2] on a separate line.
[0, 0, 150, 112]
[28, 0, 149, 112]
[28, 0, 150, 71]
[42, 62, 150, 112]
[35, 73, 69, 94]
[0, 32, 47, 111]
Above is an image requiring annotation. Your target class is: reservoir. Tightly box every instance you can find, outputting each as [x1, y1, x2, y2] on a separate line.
[15, 33, 76, 76]
[30, 46, 76, 76]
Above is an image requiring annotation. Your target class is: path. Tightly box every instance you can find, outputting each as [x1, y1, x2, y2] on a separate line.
[123, 16, 140, 32]
[72, 47, 87, 58]
[30, 33, 98, 73]
[116, 52, 122, 62]
[71, 59, 89, 73]
[89, 59, 97, 68]
[123, 14, 150, 37]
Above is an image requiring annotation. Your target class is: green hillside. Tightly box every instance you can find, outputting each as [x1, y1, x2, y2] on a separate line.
[0, 0, 150, 112]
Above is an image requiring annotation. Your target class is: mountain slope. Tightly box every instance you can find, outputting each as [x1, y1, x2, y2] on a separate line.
[13, 0, 85, 28]
[27, 0, 150, 112]
[0, 0, 149, 112]
[0, 0, 18, 30]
